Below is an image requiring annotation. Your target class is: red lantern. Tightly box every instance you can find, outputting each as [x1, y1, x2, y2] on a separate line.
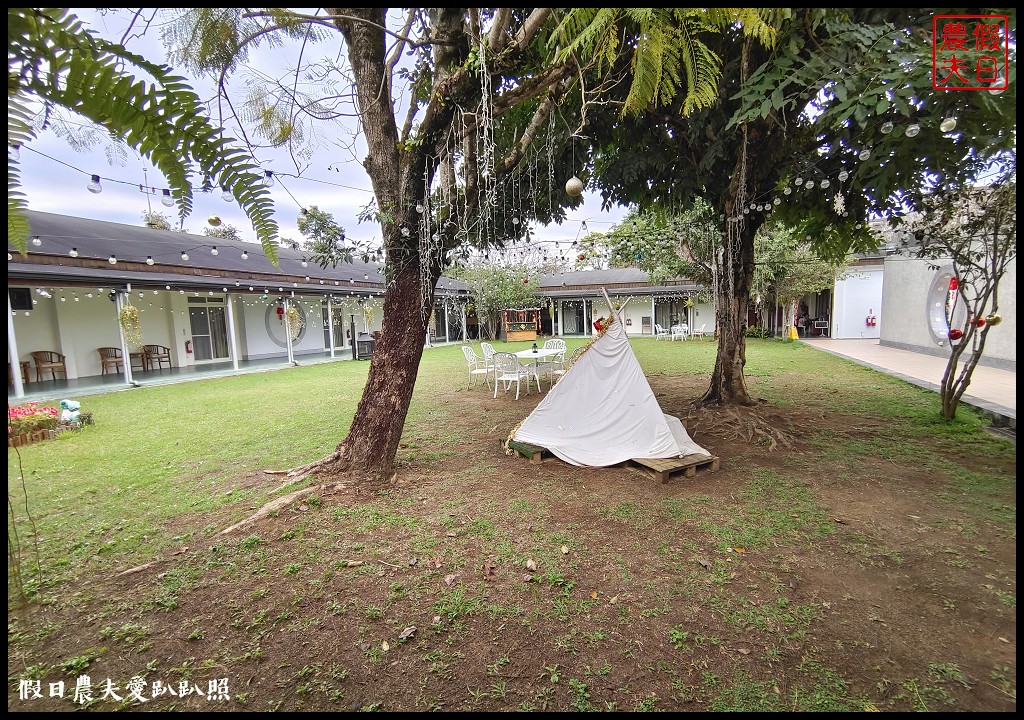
[523, 279, 529, 284]
[276, 306, 284, 315]
[948, 328, 963, 340]
[974, 316, 986, 328]
[578, 253, 586, 261]
[948, 277, 959, 291]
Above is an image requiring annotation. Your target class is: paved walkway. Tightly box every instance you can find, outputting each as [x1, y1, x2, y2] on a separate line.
[801, 338, 1015, 424]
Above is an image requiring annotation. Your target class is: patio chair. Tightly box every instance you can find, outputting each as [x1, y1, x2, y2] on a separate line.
[143, 344, 172, 370]
[654, 324, 668, 340]
[97, 346, 124, 375]
[536, 339, 567, 387]
[30, 351, 67, 382]
[461, 345, 491, 389]
[690, 323, 708, 339]
[480, 341, 496, 381]
[670, 324, 688, 341]
[491, 351, 533, 400]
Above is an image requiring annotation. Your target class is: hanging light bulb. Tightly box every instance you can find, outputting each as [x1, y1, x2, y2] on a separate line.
[207, 214, 222, 227]
[939, 117, 957, 133]
[146, 256, 154, 265]
[838, 170, 849, 182]
[773, 197, 781, 205]
[221, 186, 233, 202]
[69, 247, 79, 258]
[301, 258, 308, 267]
[161, 189, 174, 207]
[905, 123, 921, 138]
[820, 178, 830, 189]
[262, 170, 274, 187]
[401, 227, 410, 237]
[9, 144, 20, 161]
[87, 175, 102, 193]
[108, 255, 117, 265]
[783, 186, 792, 195]
[181, 251, 189, 261]
[858, 148, 871, 161]
[31, 235, 42, 246]
[794, 177, 804, 186]
[211, 246, 219, 255]
[805, 180, 815, 189]
[415, 203, 424, 213]
[241, 250, 248, 260]
[565, 176, 584, 197]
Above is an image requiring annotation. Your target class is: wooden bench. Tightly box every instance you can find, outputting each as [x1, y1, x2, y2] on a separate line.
[504, 439, 556, 465]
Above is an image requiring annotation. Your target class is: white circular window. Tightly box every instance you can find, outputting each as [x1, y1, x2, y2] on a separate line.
[926, 269, 967, 346]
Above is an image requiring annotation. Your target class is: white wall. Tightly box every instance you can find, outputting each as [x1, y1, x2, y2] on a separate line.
[882, 255, 1016, 369]
[12, 291, 61, 369]
[833, 266, 884, 339]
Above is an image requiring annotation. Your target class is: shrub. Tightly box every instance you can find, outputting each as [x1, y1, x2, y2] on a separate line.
[8, 402, 59, 435]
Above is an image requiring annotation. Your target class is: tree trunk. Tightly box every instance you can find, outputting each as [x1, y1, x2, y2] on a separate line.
[703, 215, 757, 406]
[291, 260, 437, 482]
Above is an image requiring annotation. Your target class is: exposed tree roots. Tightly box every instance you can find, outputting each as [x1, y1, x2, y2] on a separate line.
[684, 403, 796, 451]
[219, 483, 344, 536]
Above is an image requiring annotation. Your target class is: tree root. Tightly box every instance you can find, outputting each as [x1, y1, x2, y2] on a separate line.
[219, 483, 342, 536]
[684, 404, 795, 451]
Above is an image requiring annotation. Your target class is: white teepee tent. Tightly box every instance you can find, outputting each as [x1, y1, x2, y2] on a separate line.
[509, 292, 711, 467]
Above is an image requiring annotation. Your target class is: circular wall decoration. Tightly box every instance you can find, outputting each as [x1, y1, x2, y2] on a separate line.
[925, 269, 967, 346]
[264, 301, 307, 348]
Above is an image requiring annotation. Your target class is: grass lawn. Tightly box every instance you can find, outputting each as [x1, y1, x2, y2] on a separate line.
[8, 338, 1016, 711]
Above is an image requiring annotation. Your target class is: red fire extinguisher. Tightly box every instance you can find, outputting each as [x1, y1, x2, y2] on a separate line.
[866, 309, 876, 327]
[185, 340, 193, 354]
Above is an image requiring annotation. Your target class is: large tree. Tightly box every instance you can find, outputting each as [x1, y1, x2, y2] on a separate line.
[562, 8, 1016, 406]
[154, 8, 765, 482]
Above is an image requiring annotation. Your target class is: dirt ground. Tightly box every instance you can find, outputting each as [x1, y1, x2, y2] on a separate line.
[7, 373, 1017, 712]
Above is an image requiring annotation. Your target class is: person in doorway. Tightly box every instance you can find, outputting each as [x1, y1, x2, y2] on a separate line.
[797, 304, 809, 338]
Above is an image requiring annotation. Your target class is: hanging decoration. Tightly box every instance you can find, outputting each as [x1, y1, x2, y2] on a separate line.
[565, 175, 584, 197]
[119, 304, 142, 347]
[285, 306, 303, 342]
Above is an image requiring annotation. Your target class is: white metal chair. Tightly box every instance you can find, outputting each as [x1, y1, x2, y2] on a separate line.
[536, 339, 566, 386]
[491, 351, 533, 399]
[654, 324, 669, 340]
[480, 342, 496, 384]
[690, 323, 708, 339]
[461, 345, 490, 389]
[670, 324, 688, 341]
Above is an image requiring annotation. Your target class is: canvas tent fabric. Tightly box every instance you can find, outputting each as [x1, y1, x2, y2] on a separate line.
[509, 315, 711, 467]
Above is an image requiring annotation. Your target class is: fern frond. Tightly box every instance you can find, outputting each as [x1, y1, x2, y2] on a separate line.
[8, 8, 280, 263]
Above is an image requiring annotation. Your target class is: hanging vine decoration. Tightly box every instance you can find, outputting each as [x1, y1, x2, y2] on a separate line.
[119, 304, 142, 347]
[285, 306, 303, 342]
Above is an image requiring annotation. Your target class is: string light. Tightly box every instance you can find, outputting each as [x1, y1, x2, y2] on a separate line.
[146, 256, 154, 265]
[161, 188, 174, 207]
[181, 251, 189, 261]
[211, 246, 219, 255]
[87, 175, 102, 193]
[221, 186, 233, 202]
[108, 255, 117, 265]
[262, 170, 274, 187]
[31, 235, 42, 246]
[241, 250, 248, 260]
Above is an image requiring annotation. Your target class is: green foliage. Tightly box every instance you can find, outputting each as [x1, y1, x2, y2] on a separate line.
[448, 262, 539, 339]
[552, 9, 778, 116]
[296, 206, 357, 268]
[7, 8, 279, 260]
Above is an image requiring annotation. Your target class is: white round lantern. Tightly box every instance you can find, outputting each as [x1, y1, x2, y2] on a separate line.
[565, 175, 584, 197]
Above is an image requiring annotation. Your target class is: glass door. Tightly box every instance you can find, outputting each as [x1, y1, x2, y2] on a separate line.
[188, 297, 230, 362]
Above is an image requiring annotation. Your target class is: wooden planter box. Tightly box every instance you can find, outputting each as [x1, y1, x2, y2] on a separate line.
[506, 329, 537, 342]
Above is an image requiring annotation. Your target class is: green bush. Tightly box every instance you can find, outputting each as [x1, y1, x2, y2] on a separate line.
[745, 326, 772, 339]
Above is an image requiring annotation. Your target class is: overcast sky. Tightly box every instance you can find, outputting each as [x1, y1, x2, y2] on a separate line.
[17, 9, 630, 256]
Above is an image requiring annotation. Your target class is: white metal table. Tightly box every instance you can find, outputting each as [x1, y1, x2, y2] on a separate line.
[514, 347, 563, 389]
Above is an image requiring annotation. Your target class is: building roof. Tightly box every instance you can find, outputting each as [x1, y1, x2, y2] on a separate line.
[9, 211, 467, 298]
[8, 211, 700, 299]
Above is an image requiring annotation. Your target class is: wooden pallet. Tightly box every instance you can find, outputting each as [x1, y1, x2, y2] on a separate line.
[505, 439, 556, 465]
[630, 454, 720, 483]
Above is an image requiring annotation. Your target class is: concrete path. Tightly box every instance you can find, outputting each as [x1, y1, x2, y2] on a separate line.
[801, 338, 1015, 424]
